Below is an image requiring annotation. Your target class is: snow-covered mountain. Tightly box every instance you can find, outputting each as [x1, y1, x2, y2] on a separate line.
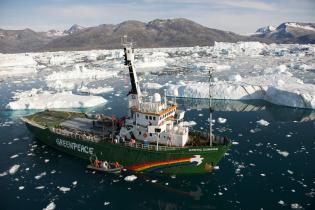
[1, 19, 314, 53]
[255, 25, 276, 34]
[252, 22, 315, 44]
[40, 29, 67, 37]
[64, 24, 85, 35]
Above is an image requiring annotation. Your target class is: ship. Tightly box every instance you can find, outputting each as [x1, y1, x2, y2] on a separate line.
[22, 36, 231, 174]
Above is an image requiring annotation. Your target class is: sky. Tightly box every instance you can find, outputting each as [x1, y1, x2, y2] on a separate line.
[0, 0, 315, 34]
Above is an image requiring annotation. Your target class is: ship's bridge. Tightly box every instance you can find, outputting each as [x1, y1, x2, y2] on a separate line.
[130, 102, 177, 127]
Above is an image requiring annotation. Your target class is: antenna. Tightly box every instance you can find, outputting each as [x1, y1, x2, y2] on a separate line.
[209, 67, 213, 147]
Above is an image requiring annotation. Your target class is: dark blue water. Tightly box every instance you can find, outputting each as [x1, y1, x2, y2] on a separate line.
[1, 96, 314, 210]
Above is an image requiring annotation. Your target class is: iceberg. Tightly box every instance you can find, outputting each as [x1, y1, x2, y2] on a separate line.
[6, 89, 107, 110]
[166, 74, 315, 109]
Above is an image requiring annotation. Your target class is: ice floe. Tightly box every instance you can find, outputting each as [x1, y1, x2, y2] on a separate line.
[277, 150, 289, 157]
[45, 64, 117, 81]
[58, 186, 71, 193]
[217, 117, 227, 124]
[79, 86, 114, 94]
[143, 82, 163, 90]
[124, 175, 137, 182]
[9, 164, 20, 175]
[6, 89, 107, 110]
[290, 203, 303, 209]
[43, 201, 56, 210]
[256, 119, 270, 126]
[35, 172, 47, 180]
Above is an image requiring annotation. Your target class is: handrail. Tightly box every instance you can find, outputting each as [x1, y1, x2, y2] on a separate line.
[124, 141, 177, 151]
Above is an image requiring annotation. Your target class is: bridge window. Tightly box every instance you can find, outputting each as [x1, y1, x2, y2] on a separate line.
[145, 115, 148, 119]
[150, 133, 152, 137]
[153, 116, 156, 120]
[149, 116, 152, 120]
[139, 131, 141, 135]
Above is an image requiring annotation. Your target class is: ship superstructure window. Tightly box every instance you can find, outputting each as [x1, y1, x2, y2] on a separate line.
[153, 116, 156, 120]
[139, 131, 141, 135]
[137, 114, 139, 117]
[149, 116, 152, 120]
[149, 133, 152, 137]
[145, 115, 148, 119]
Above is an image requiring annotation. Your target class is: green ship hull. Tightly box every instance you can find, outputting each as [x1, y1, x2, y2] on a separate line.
[23, 111, 230, 174]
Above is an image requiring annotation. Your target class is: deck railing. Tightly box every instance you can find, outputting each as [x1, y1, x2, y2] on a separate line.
[123, 141, 178, 151]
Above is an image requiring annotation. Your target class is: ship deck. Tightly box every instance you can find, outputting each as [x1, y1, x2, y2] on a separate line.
[24, 110, 86, 128]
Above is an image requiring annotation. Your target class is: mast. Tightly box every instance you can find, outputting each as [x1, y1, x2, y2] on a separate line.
[121, 35, 141, 96]
[209, 68, 213, 147]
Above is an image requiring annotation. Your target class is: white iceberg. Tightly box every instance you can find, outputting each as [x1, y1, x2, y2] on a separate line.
[166, 74, 315, 109]
[6, 89, 107, 110]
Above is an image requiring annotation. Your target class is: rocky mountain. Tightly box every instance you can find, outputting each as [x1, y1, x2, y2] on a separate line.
[255, 25, 276, 34]
[65, 24, 85, 35]
[0, 19, 313, 53]
[43, 19, 259, 51]
[0, 28, 52, 53]
[252, 22, 315, 44]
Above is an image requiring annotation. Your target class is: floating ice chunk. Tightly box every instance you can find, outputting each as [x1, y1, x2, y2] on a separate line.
[43, 201, 56, 210]
[59, 187, 71, 193]
[9, 164, 20, 175]
[277, 150, 289, 157]
[278, 200, 285, 205]
[218, 192, 223, 195]
[291, 203, 303, 209]
[35, 172, 47, 180]
[286, 134, 292, 138]
[214, 166, 220, 170]
[72, 181, 77, 185]
[44, 159, 50, 163]
[18, 186, 24, 190]
[79, 86, 114, 94]
[277, 65, 287, 73]
[229, 74, 242, 82]
[180, 121, 197, 127]
[217, 117, 227, 124]
[260, 173, 266, 177]
[7, 90, 107, 110]
[232, 141, 239, 145]
[287, 170, 294, 175]
[256, 119, 269, 126]
[143, 83, 163, 90]
[10, 154, 19, 159]
[124, 175, 137, 182]
[104, 202, 110, 206]
[0, 172, 8, 177]
[151, 180, 157, 183]
[35, 186, 45, 189]
[46, 65, 117, 81]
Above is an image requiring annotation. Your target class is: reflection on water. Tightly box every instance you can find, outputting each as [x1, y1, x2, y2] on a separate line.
[178, 98, 315, 122]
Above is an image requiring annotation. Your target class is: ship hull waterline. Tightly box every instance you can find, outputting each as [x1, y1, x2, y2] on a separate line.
[25, 123, 230, 174]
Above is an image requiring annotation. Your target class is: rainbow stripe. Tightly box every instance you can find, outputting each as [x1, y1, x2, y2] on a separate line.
[126, 156, 199, 172]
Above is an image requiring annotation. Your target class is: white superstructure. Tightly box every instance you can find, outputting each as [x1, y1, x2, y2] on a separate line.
[119, 36, 189, 147]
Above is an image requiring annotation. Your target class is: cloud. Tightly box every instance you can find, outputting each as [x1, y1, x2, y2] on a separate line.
[143, 0, 275, 11]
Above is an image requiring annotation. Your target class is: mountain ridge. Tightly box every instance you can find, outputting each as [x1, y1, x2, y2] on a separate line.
[0, 19, 314, 53]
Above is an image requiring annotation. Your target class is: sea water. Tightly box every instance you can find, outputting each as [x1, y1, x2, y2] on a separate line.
[1, 96, 314, 210]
